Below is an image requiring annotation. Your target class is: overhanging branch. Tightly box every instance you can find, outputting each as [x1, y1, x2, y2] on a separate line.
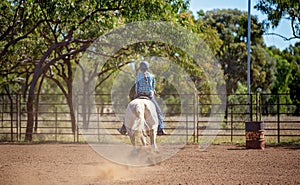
[264, 32, 298, 41]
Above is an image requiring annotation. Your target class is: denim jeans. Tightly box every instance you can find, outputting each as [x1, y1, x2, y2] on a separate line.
[149, 96, 164, 130]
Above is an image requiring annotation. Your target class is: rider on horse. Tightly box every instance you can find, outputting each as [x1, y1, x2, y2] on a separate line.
[118, 61, 167, 135]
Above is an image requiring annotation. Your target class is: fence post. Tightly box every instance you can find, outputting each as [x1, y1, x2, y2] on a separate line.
[76, 95, 79, 143]
[255, 93, 258, 121]
[97, 107, 100, 142]
[230, 105, 233, 143]
[250, 94, 253, 121]
[16, 94, 19, 141]
[73, 95, 77, 143]
[19, 96, 22, 141]
[18, 94, 22, 141]
[225, 95, 228, 129]
[277, 95, 280, 143]
[55, 107, 58, 142]
[186, 112, 188, 143]
[1, 96, 3, 129]
[10, 95, 13, 142]
[196, 94, 199, 143]
[194, 93, 197, 143]
[258, 92, 262, 120]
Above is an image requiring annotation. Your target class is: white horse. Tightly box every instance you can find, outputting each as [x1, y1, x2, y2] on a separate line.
[124, 98, 159, 151]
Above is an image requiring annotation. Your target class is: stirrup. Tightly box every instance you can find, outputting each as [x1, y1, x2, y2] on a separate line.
[117, 128, 127, 135]
[157, 129, 167, 135]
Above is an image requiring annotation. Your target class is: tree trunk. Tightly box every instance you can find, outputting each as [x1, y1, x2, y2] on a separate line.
[25, 39, 90, 141]
[66, 94, 76, 133]
[25, 70, 40, 141]
[67, 60, 76, 132]
[81, 81, 91, 130]
[34, 75, 45, 132]
[82, 87, 88, 129]
[25, 95, 34, 141]
[4, 86, 14, 141]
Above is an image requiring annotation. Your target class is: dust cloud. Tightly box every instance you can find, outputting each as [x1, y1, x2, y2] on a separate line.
[80, 161, 135, 182]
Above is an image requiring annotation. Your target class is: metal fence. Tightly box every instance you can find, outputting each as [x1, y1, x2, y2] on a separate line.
[0, 93, 299, 143]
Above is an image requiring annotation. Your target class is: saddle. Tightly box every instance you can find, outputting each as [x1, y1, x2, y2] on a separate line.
[137, 95, 150, 100]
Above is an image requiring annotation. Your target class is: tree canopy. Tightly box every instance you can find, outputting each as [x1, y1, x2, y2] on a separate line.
[200, 9, 276, 93]
[255, 0, 300, 40]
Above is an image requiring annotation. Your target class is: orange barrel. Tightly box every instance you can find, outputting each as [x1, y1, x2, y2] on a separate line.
[245, 121, 265, 149]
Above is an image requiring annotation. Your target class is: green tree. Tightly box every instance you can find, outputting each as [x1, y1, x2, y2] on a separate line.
[1, 0, 225, 141]
[0, 0, 44, 98]
[268, 47, 291, 94]
[283, 43, 300, 115]
[255, 0, 300, 40]
[200, 9, 276, 94]
[1, 0, 195, 141]
[264, 44, 300, 115]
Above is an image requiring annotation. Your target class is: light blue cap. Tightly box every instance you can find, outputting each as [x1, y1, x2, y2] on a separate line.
[139, 61, 149, 70]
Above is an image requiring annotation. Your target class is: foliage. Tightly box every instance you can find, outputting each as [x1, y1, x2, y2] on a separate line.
[227, 82, 248, 119]
[250, 45, 276, 92]
[261, 44, 300, 115]
[287, 43, 300, 115]
[200, 9, 276, 94]
[1, 0, 205, 140]
[281, 43, 300, 115]
[254, 0, 300, 40]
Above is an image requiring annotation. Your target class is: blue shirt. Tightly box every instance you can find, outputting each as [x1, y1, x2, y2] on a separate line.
[135, 72, 155, 95]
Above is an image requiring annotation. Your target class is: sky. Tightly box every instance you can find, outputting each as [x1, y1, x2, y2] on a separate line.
[189, 0, 297, 50]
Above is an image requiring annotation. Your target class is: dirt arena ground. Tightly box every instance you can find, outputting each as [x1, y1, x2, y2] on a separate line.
[0, 143, 299, 185]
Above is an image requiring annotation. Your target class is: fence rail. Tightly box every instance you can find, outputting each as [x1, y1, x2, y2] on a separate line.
[0, 93, 299, 143]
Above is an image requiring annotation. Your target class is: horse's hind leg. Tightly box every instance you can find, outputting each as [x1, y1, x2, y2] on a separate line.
[150, 129, 158, 150]
[128, 131, 139, 155]
[128, 130, 136, 146]
[140, 130, 147, 146]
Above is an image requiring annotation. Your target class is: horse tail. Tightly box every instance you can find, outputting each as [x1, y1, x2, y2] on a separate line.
[136, 103, 150, 136]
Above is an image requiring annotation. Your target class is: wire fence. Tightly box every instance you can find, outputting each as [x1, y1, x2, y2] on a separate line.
[0, 93, 299, 144]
